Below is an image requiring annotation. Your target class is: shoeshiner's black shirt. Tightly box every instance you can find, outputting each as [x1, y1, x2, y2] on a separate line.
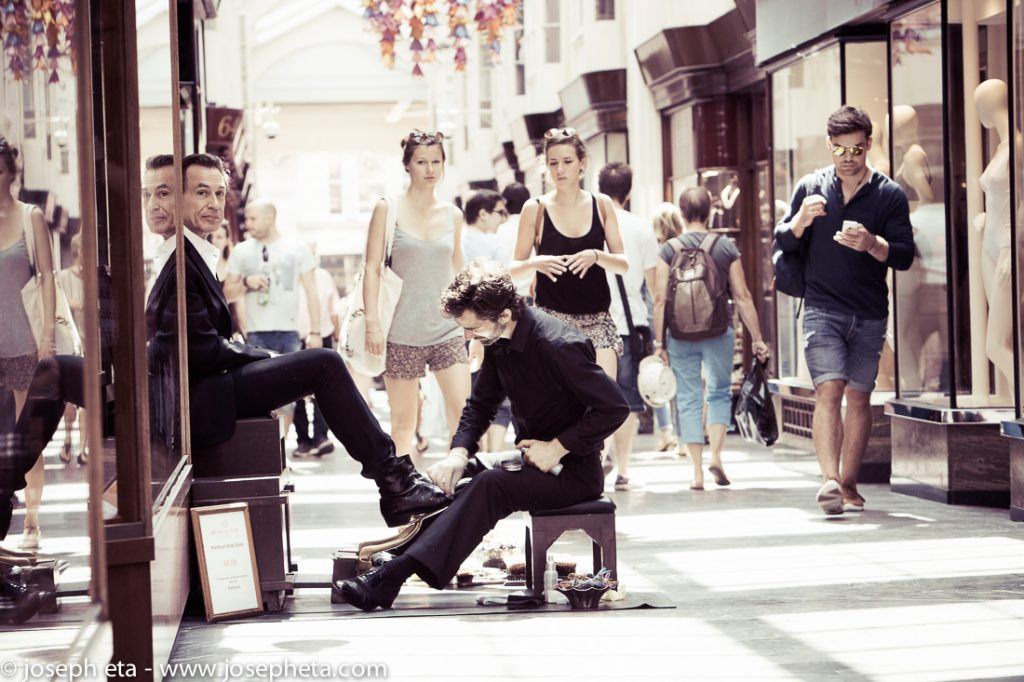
[451, 307, 628, 459]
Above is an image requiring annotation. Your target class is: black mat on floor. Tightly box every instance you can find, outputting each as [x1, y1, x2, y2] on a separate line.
[182, 584, 674, 625]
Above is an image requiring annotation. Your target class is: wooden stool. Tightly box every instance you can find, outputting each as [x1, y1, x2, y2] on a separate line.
[524, 497, 617, 594]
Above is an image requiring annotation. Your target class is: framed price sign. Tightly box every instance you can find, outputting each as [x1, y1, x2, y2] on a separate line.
[191, 503, 263, 622]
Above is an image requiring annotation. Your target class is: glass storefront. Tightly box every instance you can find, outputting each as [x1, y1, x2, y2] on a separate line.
[666, 106, 696, 202]
[770, 44, 841, 381]
[1015, 0, 1024, 416]
[891, 3, 949, 403]
[890, 0, 1014, 409]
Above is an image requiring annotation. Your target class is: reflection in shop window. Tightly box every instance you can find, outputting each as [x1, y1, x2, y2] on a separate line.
[890, 3, 949, 403]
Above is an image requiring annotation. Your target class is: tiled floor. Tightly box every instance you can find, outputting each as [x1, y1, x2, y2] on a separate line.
[165, 420, 1024, 682]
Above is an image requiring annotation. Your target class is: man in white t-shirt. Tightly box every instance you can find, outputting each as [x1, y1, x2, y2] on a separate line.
[494, 182, 533, 298]
[600, 163, 660, 491]
[223, 200, 321, 442]
[461, 190, 507, 264]
[295, 243, 341, 457]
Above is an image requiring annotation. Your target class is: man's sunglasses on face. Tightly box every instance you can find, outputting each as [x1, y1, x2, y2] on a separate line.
[829, 141, 866, 158]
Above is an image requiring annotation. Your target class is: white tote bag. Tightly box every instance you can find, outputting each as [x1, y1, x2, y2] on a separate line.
[341, 197, 403, 376]
[20, 204, 82, 357]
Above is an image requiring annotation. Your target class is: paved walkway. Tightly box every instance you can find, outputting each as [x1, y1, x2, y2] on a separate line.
[167, 420, 1024, 682]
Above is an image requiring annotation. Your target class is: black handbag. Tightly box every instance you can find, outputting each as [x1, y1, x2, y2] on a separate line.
[615, 275, 651, 359]
[734, 359, 779, 447]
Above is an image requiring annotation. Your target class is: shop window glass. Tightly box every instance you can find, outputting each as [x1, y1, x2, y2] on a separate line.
[844, 40, 894, 390]
[1015, 0, 1024, 412]
[667, 106, 696, 202]
[771, 44, 840, 381]
[891, 3, 949, 404]
[944, 0, 1012, 408]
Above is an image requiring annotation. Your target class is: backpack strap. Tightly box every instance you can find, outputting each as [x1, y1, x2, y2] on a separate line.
[698, 233, 721, 254]
[666, 237, 685, 260]
[532, 199, 545, 248]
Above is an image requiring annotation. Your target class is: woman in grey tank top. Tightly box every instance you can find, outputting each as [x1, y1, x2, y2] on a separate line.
[362, 131, 471, 465]
[0, 137, 58, 551]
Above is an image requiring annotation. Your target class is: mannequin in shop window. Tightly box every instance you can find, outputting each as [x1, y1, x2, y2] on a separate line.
[891, 104, 946, 392]
[972, 78, 1014, 396]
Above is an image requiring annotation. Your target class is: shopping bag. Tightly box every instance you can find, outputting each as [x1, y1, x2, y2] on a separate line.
[734, 359, 778, 447]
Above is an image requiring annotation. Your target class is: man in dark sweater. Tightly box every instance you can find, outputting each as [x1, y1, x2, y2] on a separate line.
[774, 106, 914, 515]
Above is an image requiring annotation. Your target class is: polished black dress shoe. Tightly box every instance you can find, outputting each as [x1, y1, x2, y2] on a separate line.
[333, 562, 403, 612]
[0, 568, 46, 625]
[376, 455, 450, 527]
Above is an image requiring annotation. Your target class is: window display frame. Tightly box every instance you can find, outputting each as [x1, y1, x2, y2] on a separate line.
[887, 0, 1018, 415]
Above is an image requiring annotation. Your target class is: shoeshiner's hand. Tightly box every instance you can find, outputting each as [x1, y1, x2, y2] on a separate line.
[427, 449, 468, 496]
[517, 438, 568, 473]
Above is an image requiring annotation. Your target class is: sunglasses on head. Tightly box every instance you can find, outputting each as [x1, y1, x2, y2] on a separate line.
[408, 130, 444, 143]
[829, 141, 866, 158]
[544, 127, 578, 140]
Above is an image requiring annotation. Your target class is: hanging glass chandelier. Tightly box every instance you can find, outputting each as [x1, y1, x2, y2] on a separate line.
[363, 0, 518, 76]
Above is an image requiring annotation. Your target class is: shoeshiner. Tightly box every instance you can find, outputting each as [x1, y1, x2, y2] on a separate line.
[145, 153, 448, 527]
[334, 258, 628, 611]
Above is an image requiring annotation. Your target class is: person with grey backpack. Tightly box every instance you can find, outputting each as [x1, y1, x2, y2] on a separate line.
[654, 187, 769, 490]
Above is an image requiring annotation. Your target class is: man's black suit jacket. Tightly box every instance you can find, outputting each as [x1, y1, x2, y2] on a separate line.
[145, 237, 270, 447]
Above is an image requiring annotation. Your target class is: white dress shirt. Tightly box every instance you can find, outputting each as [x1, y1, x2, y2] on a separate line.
[151, 229, 222, 280]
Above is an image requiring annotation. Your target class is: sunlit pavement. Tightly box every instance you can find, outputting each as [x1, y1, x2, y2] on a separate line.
[165, 397, 1024, 682]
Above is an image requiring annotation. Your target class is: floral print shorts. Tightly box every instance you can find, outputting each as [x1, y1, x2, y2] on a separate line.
[385, 337, 468, 381]
[538, 307, 623, 356]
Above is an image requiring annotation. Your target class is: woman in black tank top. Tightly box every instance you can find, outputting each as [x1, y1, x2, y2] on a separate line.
[509, 128, 629, 379]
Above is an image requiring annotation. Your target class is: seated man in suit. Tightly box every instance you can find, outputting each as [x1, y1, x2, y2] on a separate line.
[145, 153, 447, 527]
[335, 259, 629, 610]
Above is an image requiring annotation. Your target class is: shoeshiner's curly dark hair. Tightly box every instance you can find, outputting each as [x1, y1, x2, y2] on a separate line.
[440, 258, 527, 323]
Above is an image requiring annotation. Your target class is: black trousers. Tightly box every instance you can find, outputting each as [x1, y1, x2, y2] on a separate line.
[230, 348, 393, 477]
[293, 337, 332, 445]
[1, 356, 83, 539]
[405, 453, 604, 588]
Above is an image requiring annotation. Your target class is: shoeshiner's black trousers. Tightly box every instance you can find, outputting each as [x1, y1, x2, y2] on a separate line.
[405, 453, 605, 589]
[1, 350, 394, 494]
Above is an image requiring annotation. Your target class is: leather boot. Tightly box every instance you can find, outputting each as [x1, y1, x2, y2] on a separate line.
[0, 567, 46, 625]
[333, 559, 407, 612]
[375, 455, 450, 527]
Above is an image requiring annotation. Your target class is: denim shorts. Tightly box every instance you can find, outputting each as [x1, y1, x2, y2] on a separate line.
[616, 335, 646, 413]
[802, 306, 887, 393]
